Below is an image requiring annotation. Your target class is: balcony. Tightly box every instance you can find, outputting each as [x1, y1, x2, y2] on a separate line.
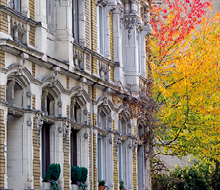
[73, 42, 115, 83]
[0, 5, 39, 46]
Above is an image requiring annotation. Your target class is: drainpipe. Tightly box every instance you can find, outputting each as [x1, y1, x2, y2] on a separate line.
[89, 0, 92, 72]
[91, 85, 94, 190]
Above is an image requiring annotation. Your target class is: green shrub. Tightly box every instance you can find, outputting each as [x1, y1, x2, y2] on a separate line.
[79, 167, 88, 183]
[71, 166, 80, 184]
[170, 161, 212, 190]
[152, 161, 220, 190]
[43, 170, 52, 182]
[119, 180, 125, 189]
[98, 180, 105, 186]
[43, 163, 61, 182]
[49, 163, 61, 181]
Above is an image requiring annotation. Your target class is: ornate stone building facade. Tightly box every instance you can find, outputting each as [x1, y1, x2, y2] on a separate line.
[0, 0, 151, 189]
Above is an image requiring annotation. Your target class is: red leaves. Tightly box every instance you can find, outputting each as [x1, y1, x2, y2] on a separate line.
[151, 0, 211, 48]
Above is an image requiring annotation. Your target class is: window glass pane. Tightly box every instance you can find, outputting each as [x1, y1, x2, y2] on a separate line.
[71, 129, 77, 166]
[119, 143, 122, 181]
[99, 6, 104, 55]
[46, 0, 55, 34]
[42, 125, 50, 179]
[10, 0, 21, 12]
[73, 0, 79, 42]
[98, 138, 102, 180]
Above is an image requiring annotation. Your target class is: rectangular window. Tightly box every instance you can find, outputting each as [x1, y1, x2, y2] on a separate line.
[42, 124, 50, 179]
[46, 0, 55, 34]
[98, 137, 102, 180]
[99, 5, 104, 55]
[73, 0, 79, 43]
[138, 31, 141, 74]
[119, 143, 123, 181]
[10, 0, 21, 12]
[71, 129, 77, 166]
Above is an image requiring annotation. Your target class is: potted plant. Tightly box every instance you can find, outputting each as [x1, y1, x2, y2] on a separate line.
[43, 163, 61, 190]
[71, 166, 80, 190]
[119, 180, 126, 190]
[98, 180, 109, 190]
[71, 166, 88, 190]
[79, 167, 88, 190]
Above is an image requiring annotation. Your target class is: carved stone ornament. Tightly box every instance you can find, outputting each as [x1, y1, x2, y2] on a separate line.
[108, 117, 112, 122]
[115, 135, 122, 161]
[109, 138, 113, 144]
[26, 119, 32, 126]
[16, 53, 29, 75]
[84, 131, 88, 139]
[63, 120, 70, 152]
[76, 82, 84, 96]
[57, 101, 62, 107]
[103, 97, 108, 105]
[50, 67, 60, 87]
[26, 91, 32, 97]
[123, 17, 137, 39]
[83, 109, 88, 115]
[132, 138, 138, 158]
[35, 112, 43, 147]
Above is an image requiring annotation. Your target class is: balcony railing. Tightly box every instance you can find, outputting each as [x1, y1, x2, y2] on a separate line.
[73, 42, 115, 83]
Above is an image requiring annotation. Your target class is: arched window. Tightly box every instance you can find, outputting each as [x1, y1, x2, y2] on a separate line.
[138, 124, 144, 139]
[41, 91, 55, 116]
[70, 96, 87, 124]
[119, 111, 131, 135]
[6, 80, 23, 108]
[97, 104, 111, 130]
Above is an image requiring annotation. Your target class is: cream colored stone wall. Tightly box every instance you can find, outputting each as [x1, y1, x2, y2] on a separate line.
[0, 0, 151, 189]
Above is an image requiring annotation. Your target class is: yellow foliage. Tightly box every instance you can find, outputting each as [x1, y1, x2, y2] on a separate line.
[152, 12, 220, 161]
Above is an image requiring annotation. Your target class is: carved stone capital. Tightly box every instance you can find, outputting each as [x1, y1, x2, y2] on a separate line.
[63, 120, 70, 152]
[35, 112, 44, 146]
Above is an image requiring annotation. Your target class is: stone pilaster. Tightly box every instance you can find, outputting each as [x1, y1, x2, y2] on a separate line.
[0, 109, 5, 188]
[93, 132, 97, 189]
[32, 117, 41, 189]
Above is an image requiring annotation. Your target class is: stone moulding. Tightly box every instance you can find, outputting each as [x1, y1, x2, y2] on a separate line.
[0, 5, 40, 26]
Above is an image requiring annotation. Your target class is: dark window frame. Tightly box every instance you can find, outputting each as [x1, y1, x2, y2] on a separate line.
[10, 0, 22, 12]
[42, 124, 51, 179]
[72, 0, 79, 43]
[71, 129, 77, 166]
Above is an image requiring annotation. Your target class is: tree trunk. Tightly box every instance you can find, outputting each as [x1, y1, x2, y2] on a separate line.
[211, 160, 219, 183]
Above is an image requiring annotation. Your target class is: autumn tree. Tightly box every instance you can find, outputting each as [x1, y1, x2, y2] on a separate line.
[150, 0, 220, 181]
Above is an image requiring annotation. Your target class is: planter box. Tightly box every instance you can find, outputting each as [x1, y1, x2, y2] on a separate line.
[42, 182, 51, 189]
[72, 184, 80, 190]
[98, 185, 105, 190]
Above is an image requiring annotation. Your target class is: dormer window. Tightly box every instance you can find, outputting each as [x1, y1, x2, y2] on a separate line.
[10, 0, 21, 12]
